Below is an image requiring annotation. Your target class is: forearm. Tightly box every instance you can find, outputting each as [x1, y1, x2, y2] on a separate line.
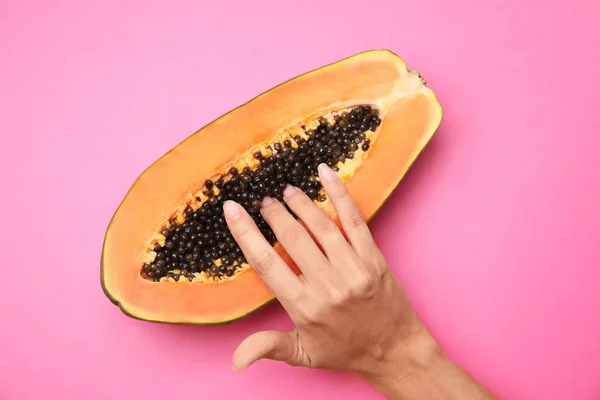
[364, 329, 497, 400]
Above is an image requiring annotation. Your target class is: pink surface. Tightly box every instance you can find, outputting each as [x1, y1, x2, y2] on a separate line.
[1, 1, 599, 399]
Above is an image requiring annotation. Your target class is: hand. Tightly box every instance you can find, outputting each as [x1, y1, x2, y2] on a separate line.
[223, 162, 416, 374]
[223, 164, 496, 399]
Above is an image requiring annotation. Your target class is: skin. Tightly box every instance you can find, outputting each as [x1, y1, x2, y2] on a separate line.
[223, 163, 497, 399]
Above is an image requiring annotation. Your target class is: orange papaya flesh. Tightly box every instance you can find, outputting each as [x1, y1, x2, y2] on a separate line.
[101, 49, 443, 324]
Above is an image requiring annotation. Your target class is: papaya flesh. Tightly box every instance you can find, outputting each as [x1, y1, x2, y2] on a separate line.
[101, 49, 443, 324]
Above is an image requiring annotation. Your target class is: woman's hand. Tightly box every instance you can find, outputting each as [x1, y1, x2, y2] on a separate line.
[223, 164, 496, 399]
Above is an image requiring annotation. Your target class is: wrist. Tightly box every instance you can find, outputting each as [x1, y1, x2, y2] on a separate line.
[360, 325, 496, 399]
[362, 323, 443, 392]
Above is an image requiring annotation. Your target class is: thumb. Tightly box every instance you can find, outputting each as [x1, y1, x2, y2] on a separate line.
[233, 330, 300, 370]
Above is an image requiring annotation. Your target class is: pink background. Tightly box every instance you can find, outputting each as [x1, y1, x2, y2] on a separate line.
[1, 0, 599, 399]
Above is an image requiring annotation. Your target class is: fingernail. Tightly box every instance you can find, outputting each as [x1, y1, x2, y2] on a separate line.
[282, 184, 297, 197]
[261, 196, 274, 207]
[318, 163, 336, 183]
[223, 201, 241, 221]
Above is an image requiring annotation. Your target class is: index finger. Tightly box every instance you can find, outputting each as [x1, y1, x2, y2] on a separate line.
[223, 200, 303, 303]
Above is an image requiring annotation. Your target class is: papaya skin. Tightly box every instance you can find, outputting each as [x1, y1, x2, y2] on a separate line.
[100, 49, 443, 325]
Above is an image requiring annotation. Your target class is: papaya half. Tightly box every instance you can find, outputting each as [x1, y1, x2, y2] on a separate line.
[101, 49, 443, 325]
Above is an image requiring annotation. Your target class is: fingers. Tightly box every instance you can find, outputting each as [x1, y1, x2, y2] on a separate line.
[281, 185, 355, 261]
[223, 200, 303, 302]
[259, 196, 330, 282]
[232, 330, 301, 370]
[317, 164, 376, 257]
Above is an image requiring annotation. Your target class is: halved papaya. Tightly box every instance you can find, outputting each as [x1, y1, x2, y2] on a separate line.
[101, 49, 443, 324]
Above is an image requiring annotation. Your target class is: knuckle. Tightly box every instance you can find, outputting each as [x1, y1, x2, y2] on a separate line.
[372, 249, 389, 274]
[259, 203, 278, 219]
[313, 215, 337, 235]
[286, 290, 303, 306]
[328, 287, 351, 306]
[290, 290, 309, 309]
[281, 226, 304, 246]
[368, 255, 390, 282]
[252, 250, 274, 273]
[374, 263, 390, 282]
[264, 342, 279, 360]
[298, 306, 324, 325]
[236, 224, 253, 239]
[351, 274, 375, 296]
[345, 210, 365, 229]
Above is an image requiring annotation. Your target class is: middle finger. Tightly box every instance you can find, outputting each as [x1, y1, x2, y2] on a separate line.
[260, 196, 330, 283]
[280, 184, 355, 261]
